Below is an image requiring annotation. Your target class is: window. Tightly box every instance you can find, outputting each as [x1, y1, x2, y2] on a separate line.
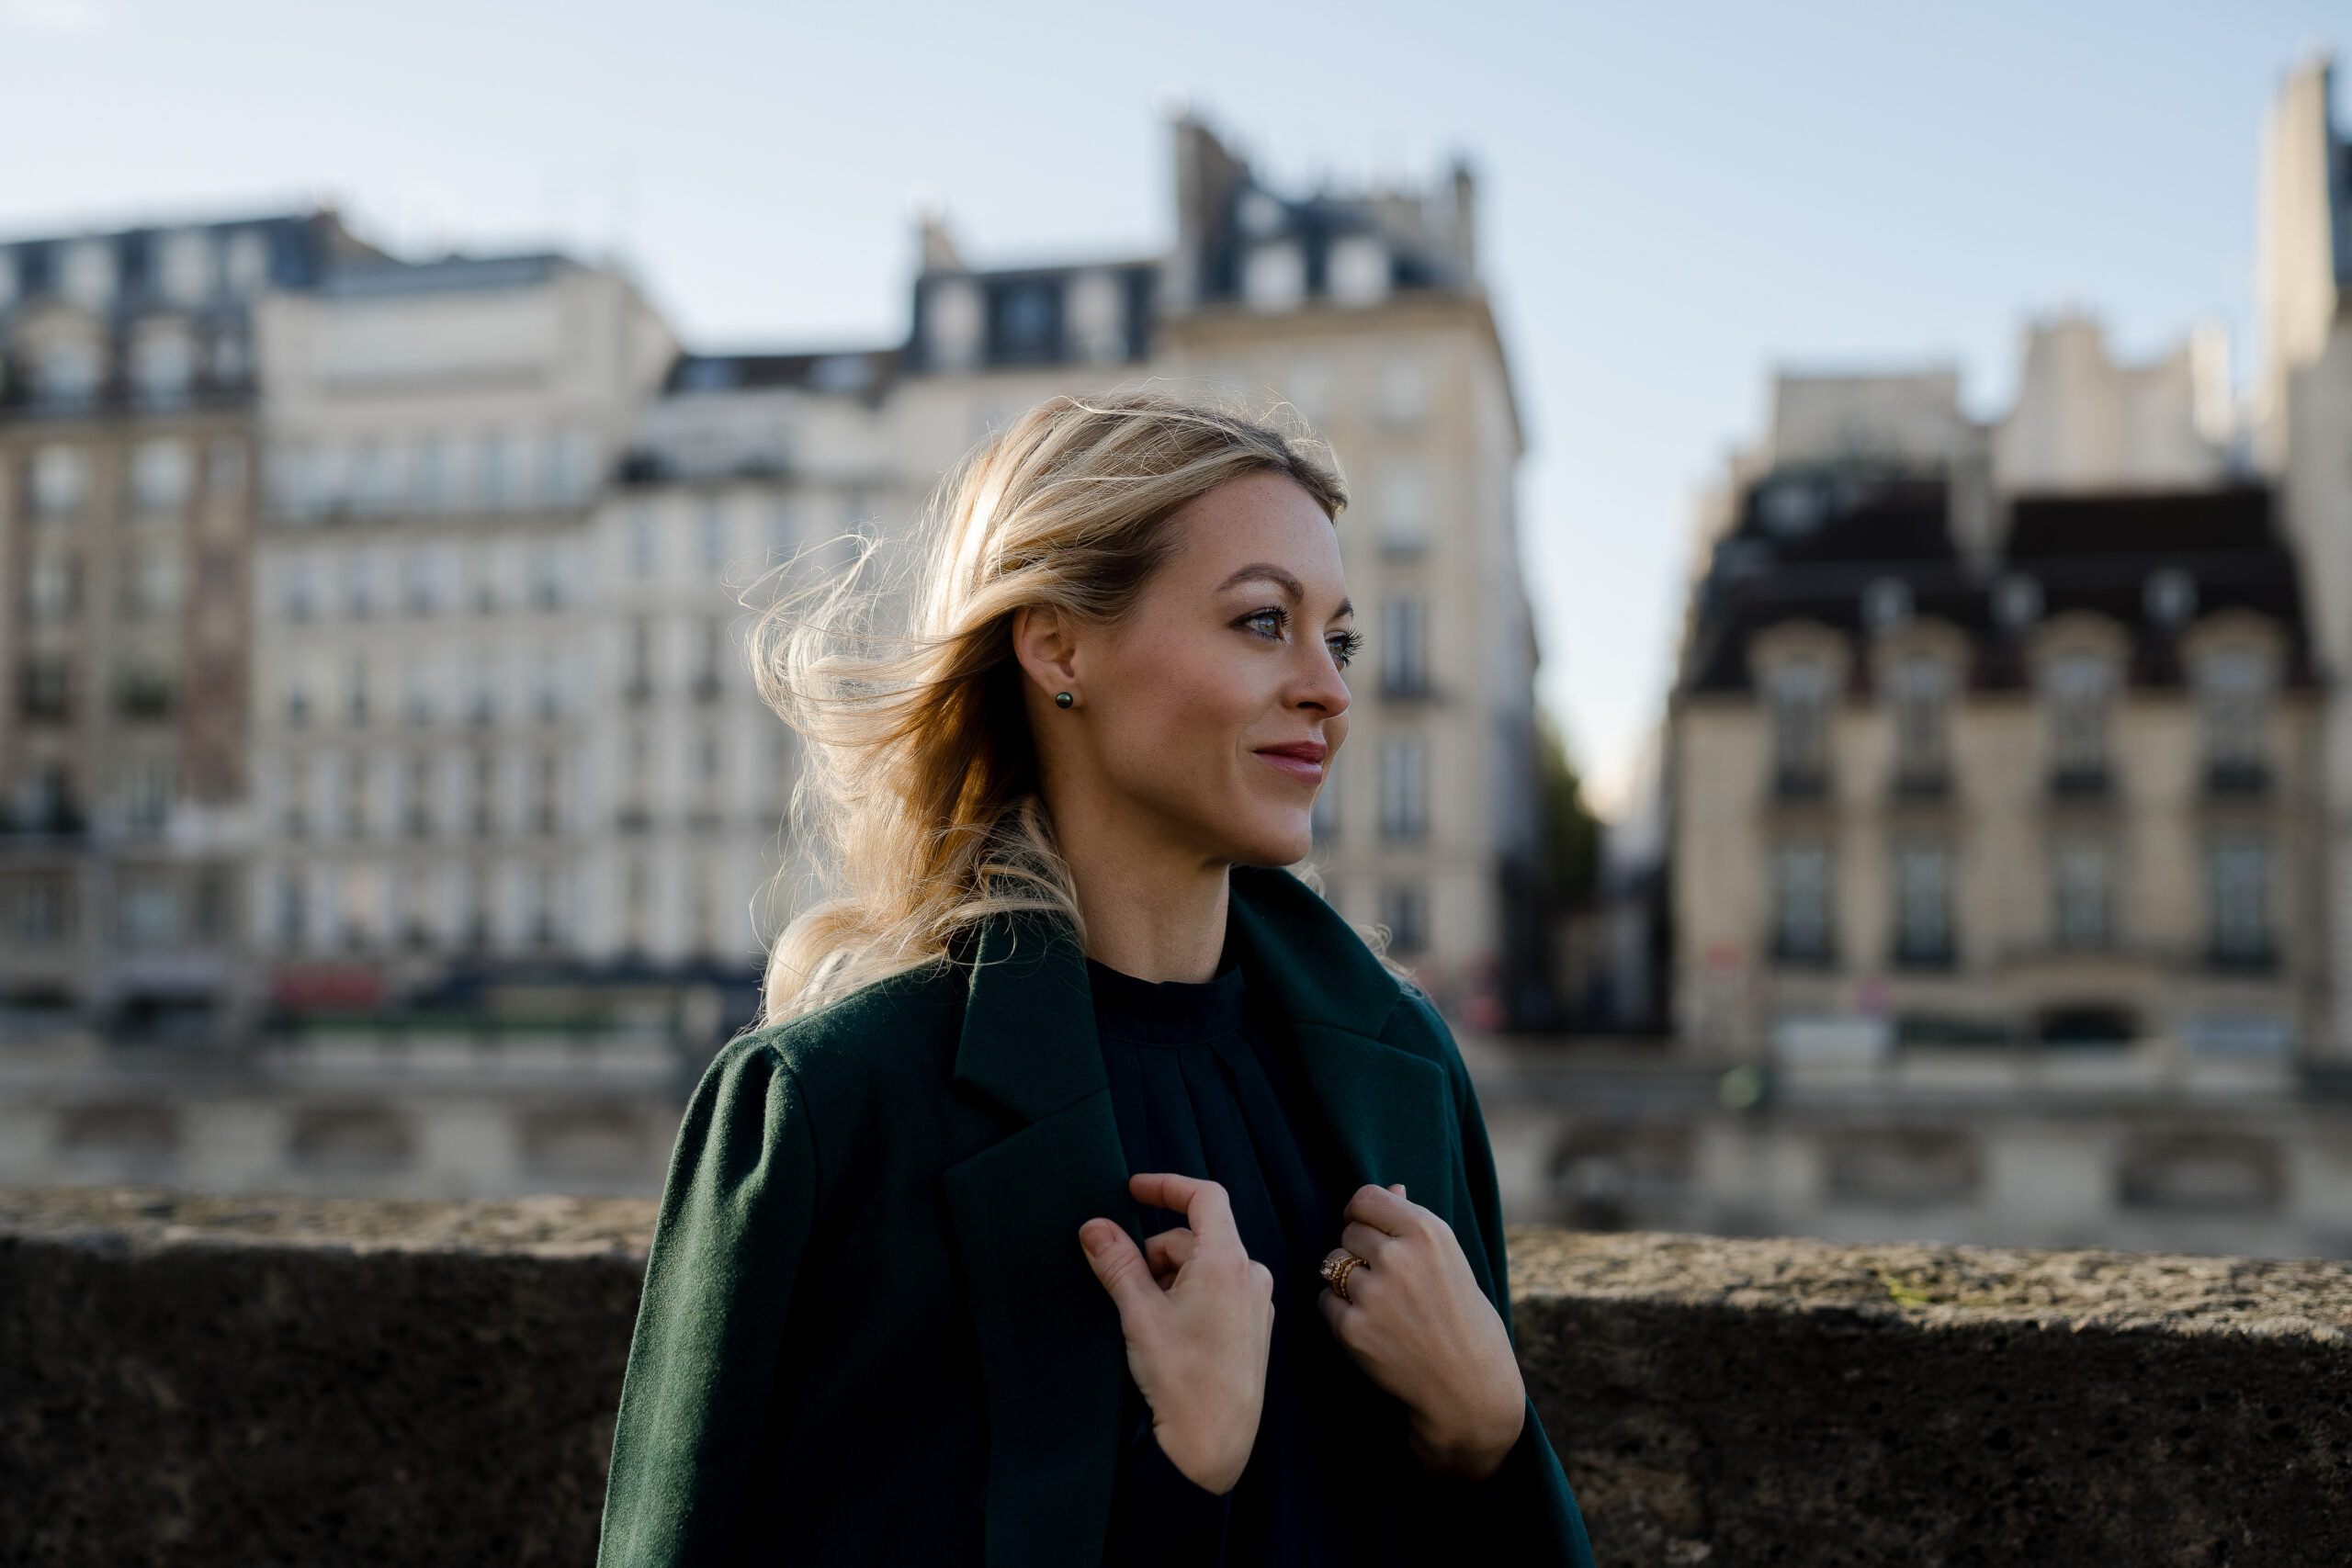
[2210, 840, 2273, 967]
[130, 325, 197, 408]
[629, 508, 660, 579]
[401, 755, 434, 837]
[480, 435, 516, 511]
[530, 544, 567, 610]
[2199, 649, 2269, 792]
[471, 751, 499, 835]
[1768, 659, 1831, 795]
[27, 554, 77, 623]
[1894, 844, 1953, 965]
[532, 755, 561, 834]
[127, 538, 187, 615]
[699, 502, 729, 573]
[695, 619, 725, 698]
[1890, 655, 1950, 792]
[1382, 599, 1428, 697]
[1311, 760, 1339, 842]
[346, 656, 370, 727]
[344, 550, 379, 619]
[19, 660, 70, 721]
[123, 758, 173, 831]
[36, 344, 100, 410]
[544, 431, 591, 506]
[1380, 737, 1428, 840]
[158, 229, 215, 304]
[31, 446, 88, 517]
[275, 870, 307, 951]
[413, 438, 452, 512]
[223, 229, 268, 294]
[2052, 842, 2112, 949]
[132, 440, 193, 512]
[350, 443, 397, 513]
[767, 502, 802, 559]
[60, 239, 116, 309]
[1328, 236, 1391, 307]
[1378, 465, 1430, 557]
[1772, 843, 1831, 963]
[2044, 650, 2112, 792]
[119, 882, 177, 949]
[628, 618, 654, 699]
[15, 874, 68, 947]
[404, 547, 445, 615]
[1243, 243, 1306, 313]
[1380, 885, 1428, 954]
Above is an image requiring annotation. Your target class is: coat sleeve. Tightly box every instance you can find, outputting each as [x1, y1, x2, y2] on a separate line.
[598, 1039, 818, 1568]
[1416, 997, 1600, 1568]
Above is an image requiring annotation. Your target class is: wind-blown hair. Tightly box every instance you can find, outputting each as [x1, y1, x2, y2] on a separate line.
[750, 389, 1347, 1021]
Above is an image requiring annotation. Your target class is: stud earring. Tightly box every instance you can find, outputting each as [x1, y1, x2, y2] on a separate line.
[1054, 691, 1075, 709]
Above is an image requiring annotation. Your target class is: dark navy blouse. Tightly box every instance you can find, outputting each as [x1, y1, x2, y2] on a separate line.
[1089, 955, 1544, 1567]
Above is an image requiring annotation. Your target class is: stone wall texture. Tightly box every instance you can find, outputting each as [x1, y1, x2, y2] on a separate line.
[6, 1188, 2352, 1566]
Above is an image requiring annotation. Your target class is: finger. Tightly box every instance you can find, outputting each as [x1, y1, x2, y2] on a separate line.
[1079, 1220, 1162, 1324]
[1144, 1227, 1198, 1279]
[1345, 1182, 1416, 1236]
[1389, 1184, 1407, 1197]
[1317, 1285, 1350, 1330]
[1341, 1221, 1396, 1263]
[1129, 1173, 1241, 1247]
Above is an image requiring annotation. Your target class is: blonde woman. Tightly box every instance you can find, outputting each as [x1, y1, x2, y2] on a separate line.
[597, 392, 1593, 1567]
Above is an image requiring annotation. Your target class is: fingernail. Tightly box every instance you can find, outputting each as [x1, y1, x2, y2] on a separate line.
[1080, 1223, 1112, 1256]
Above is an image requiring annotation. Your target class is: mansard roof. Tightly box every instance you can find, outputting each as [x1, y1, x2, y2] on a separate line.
[1679, 473, 2312, 696]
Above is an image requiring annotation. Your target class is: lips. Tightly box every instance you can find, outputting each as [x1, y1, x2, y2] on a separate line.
[1254, 740, 1329, 784]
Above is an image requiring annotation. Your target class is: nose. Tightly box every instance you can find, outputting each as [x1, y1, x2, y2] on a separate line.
[1292, 640, 1351, 719]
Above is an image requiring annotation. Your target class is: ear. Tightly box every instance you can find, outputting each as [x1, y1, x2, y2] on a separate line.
[1010, 604, 1081, 700]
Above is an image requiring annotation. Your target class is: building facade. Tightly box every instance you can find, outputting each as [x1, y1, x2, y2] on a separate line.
[247, 254, 675, 1005]
[1669, 368, 2322, 1065]
[0, 213, 376, 1041]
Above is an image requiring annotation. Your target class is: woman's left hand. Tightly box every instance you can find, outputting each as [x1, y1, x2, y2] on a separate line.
[1317, 1183, 1526, 1481]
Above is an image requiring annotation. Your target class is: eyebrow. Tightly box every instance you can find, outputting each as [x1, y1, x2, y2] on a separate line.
[1216, 563, 1353, 619]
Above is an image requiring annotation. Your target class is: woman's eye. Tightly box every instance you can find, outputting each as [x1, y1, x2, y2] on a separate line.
[1328, 632, 1363, 669]
[1242, 609, 1286, 639]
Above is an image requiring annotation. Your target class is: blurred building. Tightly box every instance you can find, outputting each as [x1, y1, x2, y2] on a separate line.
[583, 348, 899, 971]
[1670, 363, 2317, 1062]
[0, 212, 378, 1043]
[2261, 54, 2352, 1055]
[247, 254, 675, 1010]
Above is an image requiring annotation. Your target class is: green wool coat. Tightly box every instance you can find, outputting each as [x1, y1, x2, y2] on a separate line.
[597, 864, 1595, 1567]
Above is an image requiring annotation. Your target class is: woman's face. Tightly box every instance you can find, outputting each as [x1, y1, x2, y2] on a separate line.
[1021, 470, 1355, 870]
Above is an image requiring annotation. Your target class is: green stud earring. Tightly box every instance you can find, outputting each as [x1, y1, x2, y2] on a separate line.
[1055, 691, 1075, 709]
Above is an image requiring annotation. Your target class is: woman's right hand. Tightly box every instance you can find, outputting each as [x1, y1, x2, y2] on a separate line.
[1080, 1172, 1273, 1495]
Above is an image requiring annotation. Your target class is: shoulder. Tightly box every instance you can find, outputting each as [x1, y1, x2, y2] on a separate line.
[1375, 983, 1476, 1100]
[704, 960, 967, 1102]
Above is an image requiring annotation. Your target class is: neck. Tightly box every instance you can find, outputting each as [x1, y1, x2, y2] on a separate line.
[1043, 787, 1230, 985]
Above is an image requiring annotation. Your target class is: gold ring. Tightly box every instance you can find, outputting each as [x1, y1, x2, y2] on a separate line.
[1320, 1253, 1364, 1303]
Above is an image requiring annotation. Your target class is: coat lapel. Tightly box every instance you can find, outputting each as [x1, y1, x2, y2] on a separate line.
[1226, 868, 1458, 1223]
[941, 915, 1134, 1568]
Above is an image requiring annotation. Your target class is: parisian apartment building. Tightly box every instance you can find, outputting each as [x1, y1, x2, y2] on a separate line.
[1661, 57, 2352, 1067]
[0, 110, 1551, 1054]
[0, 213, 381, 1040]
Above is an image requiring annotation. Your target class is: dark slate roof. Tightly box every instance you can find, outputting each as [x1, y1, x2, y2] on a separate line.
[1679, 475, 2312, 695]
[319, 253, 568, 299]
[662, 348, 899, 398]
[902, 261, 1159, 374]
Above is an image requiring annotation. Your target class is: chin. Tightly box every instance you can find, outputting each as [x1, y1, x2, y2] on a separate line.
[1219, 817, 1314, 869]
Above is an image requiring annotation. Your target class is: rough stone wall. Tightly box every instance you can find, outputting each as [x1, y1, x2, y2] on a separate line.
[6, 1189, 2352, 1566]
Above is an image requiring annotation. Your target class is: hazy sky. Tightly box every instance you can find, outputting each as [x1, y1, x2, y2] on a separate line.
[3, 0, 2345, 811]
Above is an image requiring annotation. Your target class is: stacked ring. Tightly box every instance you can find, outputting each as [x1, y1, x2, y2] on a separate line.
[1320, 1253, 1365, 1303]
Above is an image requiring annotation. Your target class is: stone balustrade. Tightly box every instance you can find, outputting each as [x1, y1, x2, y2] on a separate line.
[4, 1187, 2349, 1565]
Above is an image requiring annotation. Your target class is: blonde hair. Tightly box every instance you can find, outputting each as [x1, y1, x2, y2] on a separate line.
[750, 389, 1348, 1021]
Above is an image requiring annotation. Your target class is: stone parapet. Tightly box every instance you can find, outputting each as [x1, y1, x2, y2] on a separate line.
[5, 1189, 2350, 1565]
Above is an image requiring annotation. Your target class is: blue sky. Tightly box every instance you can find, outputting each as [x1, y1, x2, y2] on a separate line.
[3, 0, 2344, 810]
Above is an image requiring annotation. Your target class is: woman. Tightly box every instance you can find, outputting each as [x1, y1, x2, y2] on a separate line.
[597, 392, 1594, 1567]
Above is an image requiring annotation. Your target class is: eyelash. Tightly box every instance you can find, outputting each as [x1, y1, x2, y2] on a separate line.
[1239, 607, 1362, 670]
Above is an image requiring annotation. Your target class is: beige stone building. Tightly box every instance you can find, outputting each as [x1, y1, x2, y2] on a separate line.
[1670, 369, 2322, 1064]
[0, 213, 376, 1040]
